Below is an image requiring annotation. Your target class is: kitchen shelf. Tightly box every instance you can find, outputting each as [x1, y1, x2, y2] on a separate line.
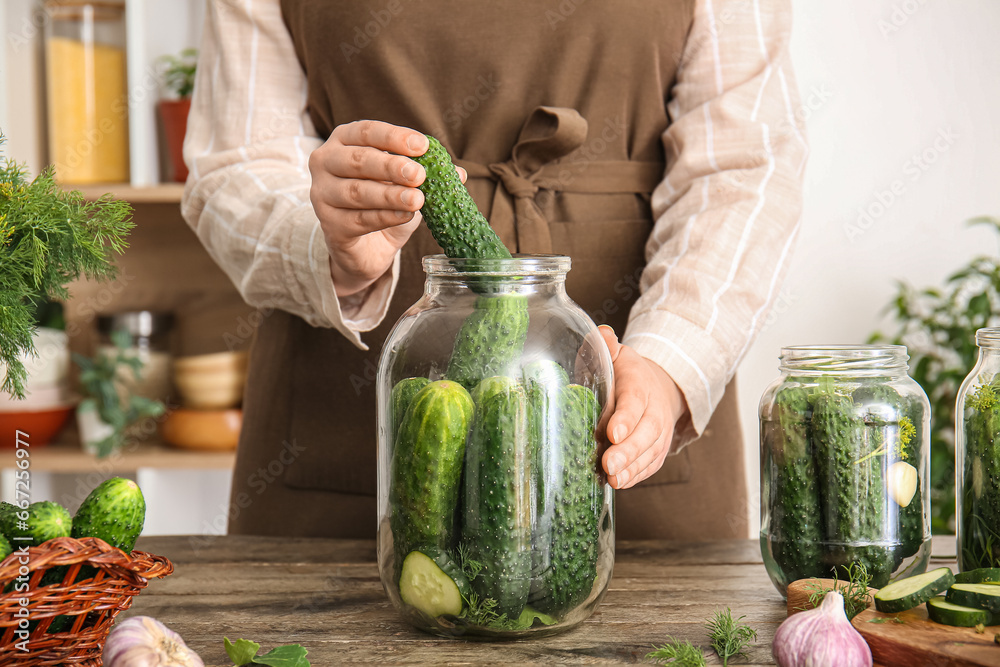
[0, 439, 235, 474]
[72, 183, 185, 204]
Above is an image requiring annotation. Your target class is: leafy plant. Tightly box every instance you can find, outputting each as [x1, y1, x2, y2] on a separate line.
[646, 638, 706, 666]
[224, 637, 310, 667]
[870, 216, 1000, 533]
[705, 608, 757, 666]
[801, 561, 872, 620]
[158, 47, 198, 99]
[0, 136, 132, 399]
[73, 329, 165, 457]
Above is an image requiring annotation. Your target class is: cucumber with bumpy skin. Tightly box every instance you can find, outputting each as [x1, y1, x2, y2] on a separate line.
[391, 380, 474, 562]
[390, 377, 430, 441]
[9, 501, 72, 547]
[0, 535, 10, 561]
[413, 136, 511, 261]
[955, 567, 1000, 584]
[946, 582, 1000, 613]
[445, 295, 529, 391]
[72, 477, 145, 553]
[926, 596, 998, 627]
[873, 566, 955, 613]
[399, 548, 471, 618]
[462, 379, 532, 618]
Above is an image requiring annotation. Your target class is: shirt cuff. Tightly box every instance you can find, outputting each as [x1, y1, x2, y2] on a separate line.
[622, 310, 729, 452]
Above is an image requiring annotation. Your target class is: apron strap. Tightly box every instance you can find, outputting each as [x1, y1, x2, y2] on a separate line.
[456, 106, 664, 254]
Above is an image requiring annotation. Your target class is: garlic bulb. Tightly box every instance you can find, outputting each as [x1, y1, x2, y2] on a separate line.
[104, 616, 204, 667]
[772, 591, 872, 667]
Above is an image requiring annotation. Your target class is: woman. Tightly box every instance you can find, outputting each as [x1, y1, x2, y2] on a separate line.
[182, 0, 806, 539]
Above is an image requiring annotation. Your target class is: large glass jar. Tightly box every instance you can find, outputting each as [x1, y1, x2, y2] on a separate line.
[45, 0, 129, 184]
[956, 328, 1000, 571]
[759, 345, 931, 595]
[376, 256, 614, 638]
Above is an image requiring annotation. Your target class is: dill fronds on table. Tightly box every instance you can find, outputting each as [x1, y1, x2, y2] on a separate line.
[0, 137, 132, 399]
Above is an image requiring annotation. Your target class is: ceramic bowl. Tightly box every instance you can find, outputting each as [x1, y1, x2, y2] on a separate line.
[172, 351, 248, 410]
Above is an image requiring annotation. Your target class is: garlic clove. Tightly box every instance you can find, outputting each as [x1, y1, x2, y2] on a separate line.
[104, 616, 204, 667]
[887, 461, 918, 508]
[773, 591, 872, 667]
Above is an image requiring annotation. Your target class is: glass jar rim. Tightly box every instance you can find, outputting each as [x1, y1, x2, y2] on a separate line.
[976, 327, 1000, 348]
[422, 254, 571, 277]
[779, 344, 909, 374]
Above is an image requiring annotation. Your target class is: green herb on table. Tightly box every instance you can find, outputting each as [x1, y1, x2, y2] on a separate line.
[976, 623, 986, 634]
[705, 607, 757, 666]
[224, 637, 310, 667]
[454, 541, 523, 630]
[802, 561, 872, 620]
[646, 638, 706, 666]
[866, 617, 904, 624]
[0, 136, 132, 399]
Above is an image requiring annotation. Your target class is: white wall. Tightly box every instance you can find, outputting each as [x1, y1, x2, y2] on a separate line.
[737, 0, 1000, 536]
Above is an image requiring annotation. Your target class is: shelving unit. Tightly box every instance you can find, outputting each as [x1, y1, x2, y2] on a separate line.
[74, 182, 185, 204]
[0, 440, 235, 475]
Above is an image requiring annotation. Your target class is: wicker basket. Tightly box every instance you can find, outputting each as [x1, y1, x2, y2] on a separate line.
[0, 536, 174, 666]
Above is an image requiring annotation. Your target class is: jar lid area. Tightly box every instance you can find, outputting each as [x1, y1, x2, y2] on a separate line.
[976, 327, 1000, 348]
[779, 344, 909, 373]
[97, 311, 174, 338]
[422, 254, 571, 276]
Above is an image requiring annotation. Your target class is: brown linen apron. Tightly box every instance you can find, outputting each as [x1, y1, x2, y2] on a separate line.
[228, 0, 749, 541]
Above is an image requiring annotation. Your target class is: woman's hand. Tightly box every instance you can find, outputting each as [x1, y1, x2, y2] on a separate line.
[598, 325, 688, 489]
[309, 120, 460, 297]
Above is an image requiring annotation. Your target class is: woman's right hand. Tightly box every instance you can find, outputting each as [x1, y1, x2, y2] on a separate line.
[309, 120, 430, 298]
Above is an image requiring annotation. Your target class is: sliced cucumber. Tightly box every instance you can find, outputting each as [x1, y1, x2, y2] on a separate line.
[513, 607, 559, 630]
[874, 567, 956, 613]
[955, 568, 1000, 584]
[398, 549, 471, 618]
[926, 596, 996, 627]
[946, 583, 1000, 613]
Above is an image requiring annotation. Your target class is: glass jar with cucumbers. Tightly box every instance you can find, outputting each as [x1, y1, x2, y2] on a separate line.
[375, 137, 615, 638]
[759, 345, 931, 596]
[956, 327, 1000, 572]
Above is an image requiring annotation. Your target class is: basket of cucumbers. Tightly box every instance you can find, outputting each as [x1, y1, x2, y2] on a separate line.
[375, 137, 615, 638]
[759, 345, 932, 595]
[0, 477, 173, 665]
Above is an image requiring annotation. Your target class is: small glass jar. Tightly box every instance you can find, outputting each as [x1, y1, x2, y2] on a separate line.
[956, 328, 1000, 571]
[376, 255, 614, 638]
[45, 0, 129, 184]
[97, 311, 174, 403]
[759, 345, 931, 595]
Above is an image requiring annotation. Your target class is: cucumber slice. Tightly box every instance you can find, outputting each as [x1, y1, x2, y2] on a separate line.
[926, 596, 996, 627]
[946, 583, 1000, 613]
[874, 567, 956, 613]
[955, 568, 1000, 584]
[398, 549, 471, 618]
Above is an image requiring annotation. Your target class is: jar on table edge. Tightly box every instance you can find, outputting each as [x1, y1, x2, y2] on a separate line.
[376, 255, 615, 638]
[956, 327, 1000, 572]
[97, 311, 175, 404]
[45, 0, 130, 184]
[759, 345, 931, 596]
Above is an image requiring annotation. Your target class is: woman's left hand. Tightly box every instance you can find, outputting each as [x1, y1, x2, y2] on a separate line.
[598, 325, 688, 489]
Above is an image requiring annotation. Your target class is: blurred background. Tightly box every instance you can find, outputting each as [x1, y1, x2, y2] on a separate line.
[0, 1, 998, 538]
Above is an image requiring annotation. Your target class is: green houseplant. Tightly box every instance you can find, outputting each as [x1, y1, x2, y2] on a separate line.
[0, 135, 132, 400]
[870, 216, 1000, 533]
[157, 48, 198, 183]
[74, 330, 166, 457]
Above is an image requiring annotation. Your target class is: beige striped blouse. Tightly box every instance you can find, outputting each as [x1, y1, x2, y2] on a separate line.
[181, 0, 807, 449]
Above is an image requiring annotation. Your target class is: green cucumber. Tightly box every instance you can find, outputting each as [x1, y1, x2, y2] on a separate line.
[960, 379, 1000, 570]
[955, 568, 1000, 584]
[413, 136, 511, 261]
[390, 380, 474, 562]
[462, 380, 532, 618]
[8, 501, 71, 547]
[513, 606, 558, 630]
[399, 548, 471, 618]
[533, 383, 602, 616]
[946, 582, 1000, 612]
[445, 295, 529, 391]
[0, 501, 17, 537]
[926, 596, 998, 627]
[522, 360, 570, 388]
[470, 375, 519, 406]
[525, 359, 571, 553]
[873, 566, 955, 612]
[0, 534, 10, 561]
[71, 477, 146, 553]
[390, 377, 430, 440]
[766, 385, 825, 584]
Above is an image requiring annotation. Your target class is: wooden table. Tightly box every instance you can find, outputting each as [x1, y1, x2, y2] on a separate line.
[126, 536, 958, 666]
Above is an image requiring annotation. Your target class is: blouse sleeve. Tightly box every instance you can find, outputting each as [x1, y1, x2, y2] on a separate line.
[623, 0, 808, 448]
[181, 0, 400, 350]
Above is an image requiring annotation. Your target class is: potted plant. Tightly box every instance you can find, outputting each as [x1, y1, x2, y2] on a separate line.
[158, 47, 198, 183]
[74, 329, 166, 457]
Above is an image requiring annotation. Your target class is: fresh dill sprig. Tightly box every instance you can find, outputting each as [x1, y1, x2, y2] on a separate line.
[802, 561, 872, 620]
[0, 136, 133, 398]
[970, 383, 998, 412]
[705, 608, 757, 666]
[454, 542, 521, 630]
[646, 638, 706, 666]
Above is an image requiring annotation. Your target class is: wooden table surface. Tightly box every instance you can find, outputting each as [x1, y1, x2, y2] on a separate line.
[125, 535, 958, 666]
